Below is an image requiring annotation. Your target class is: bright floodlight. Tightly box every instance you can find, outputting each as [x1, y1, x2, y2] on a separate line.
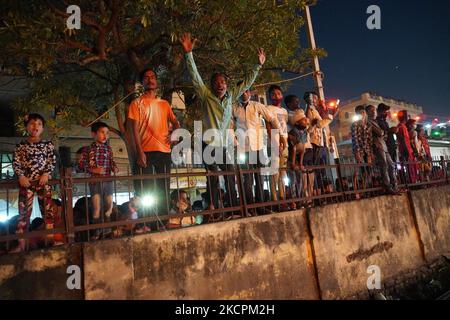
[425, 124, 432, 129]
[352, 115, 361, 122]
[142, 194, 156, 207]
[283, 176, 290, 186]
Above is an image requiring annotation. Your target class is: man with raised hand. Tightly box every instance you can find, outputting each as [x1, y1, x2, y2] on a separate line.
[180, 32, 265, 211]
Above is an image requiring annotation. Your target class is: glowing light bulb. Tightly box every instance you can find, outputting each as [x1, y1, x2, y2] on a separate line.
[142, 194, 156, 207]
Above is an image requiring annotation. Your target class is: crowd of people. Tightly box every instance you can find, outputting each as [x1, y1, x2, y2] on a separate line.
[0, 33, 442, 253]
[350, 104, 434, 194]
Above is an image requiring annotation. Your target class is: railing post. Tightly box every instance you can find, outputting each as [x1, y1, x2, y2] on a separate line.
[63, 167, 75, 243]
[440, 156, 446, 184]
[334, 158, 345, 196]
[402, 161, 409, 190]
[235, 166, 248, 217]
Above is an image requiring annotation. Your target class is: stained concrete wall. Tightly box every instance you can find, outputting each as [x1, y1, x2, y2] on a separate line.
[411, 185, 450, 261]
[83, 210, 319, 300]
[0, 244, 83, 299]
[308, 194, 425, 299]
[1, 186, 449, 300]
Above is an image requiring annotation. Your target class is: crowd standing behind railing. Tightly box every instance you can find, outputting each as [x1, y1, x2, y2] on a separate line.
[0, 32, 449, 254]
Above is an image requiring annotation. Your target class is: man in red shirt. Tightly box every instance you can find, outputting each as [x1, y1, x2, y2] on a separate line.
[397, 110, 417, 184]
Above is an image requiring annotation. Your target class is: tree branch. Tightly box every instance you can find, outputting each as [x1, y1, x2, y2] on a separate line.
[64, 39, 94, 53]
[108, 126, 123, 139]
[80, 54, 103, 65]
[113, 86, 127, 136]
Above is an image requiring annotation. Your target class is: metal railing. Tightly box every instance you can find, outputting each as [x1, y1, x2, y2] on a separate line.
[0, 156, 449, 255]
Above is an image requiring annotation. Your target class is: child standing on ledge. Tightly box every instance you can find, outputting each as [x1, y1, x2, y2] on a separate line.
[81, 122, 118, 240]
[12, 113, 56, 252]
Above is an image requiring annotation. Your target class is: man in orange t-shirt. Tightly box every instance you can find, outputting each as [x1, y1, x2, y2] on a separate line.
[128, 69, 180, 213]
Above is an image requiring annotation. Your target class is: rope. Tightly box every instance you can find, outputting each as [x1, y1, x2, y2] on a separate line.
[85, 90, 137, 128]
[253, 71, 316, 88]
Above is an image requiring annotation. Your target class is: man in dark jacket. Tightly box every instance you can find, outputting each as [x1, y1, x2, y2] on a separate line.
[366, 105, 399, 194]
[376, 103, 398, 162]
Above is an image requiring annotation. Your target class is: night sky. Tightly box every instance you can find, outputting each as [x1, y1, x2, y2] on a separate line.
[289, 0, 450, 118]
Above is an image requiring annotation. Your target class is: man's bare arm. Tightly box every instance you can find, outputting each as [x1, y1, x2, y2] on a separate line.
[131, 119, 146, 168]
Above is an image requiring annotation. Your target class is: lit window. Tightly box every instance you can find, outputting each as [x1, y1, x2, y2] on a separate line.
[0, 153, 13, 180]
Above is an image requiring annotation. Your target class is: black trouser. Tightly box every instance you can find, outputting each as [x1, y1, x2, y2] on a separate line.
[135, 151, 171, 214]
[202, 143, 238, 209]
[388, 146, 397, 163]
[241, 150, 264, 205]
[312, 144, 327, 191]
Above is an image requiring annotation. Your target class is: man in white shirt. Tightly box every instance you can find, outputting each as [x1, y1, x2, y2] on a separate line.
[233, 88, 282, 212]
[266, 85, 289, 210]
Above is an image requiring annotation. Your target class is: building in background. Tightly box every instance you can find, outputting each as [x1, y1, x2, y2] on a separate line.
[330, 92, 449, 160]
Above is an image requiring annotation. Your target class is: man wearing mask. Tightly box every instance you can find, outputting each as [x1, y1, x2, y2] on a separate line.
[233, 88, 282, 214]
[366, 105, 399, 194]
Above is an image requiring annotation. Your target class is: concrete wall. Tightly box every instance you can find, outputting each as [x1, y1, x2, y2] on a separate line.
[83, 210, 319, 300]
[411, 185, 450, 262]
[309, 194, 424, 299]
[1, 185, 449, 300]
[0, 244, 83, 299]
